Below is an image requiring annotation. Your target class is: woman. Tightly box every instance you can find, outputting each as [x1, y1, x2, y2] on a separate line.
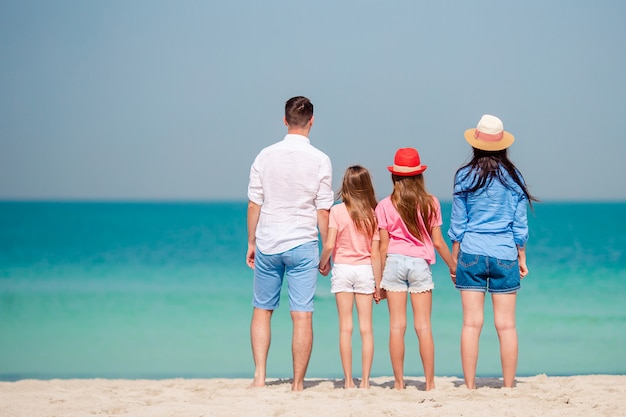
[449, 114, 538, 389]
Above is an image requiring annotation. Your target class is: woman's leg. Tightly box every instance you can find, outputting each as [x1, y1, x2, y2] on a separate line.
[460, 290, 485, 389]
[386, 290, 408, 390]
[410, 290, 435, 390]
[355, 293, 374, 388]
[492, 292, 518, 388]
[335, 292, 356, 388]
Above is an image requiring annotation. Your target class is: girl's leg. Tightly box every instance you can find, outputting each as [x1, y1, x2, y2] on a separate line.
[460, 290, 486, 389]
[335, 292, 356, 388]
[386, 290, 408, 390]
[492, 293, 518, 388]
[355, 293, 374, 388]
[410, 290, 435, 390]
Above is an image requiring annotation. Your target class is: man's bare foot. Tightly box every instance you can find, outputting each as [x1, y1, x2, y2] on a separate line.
[291, 380, 304, 391]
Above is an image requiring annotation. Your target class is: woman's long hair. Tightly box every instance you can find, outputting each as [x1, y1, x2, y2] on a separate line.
[340, 166, 378, 239]
[455, 148, 538, 206]
[391, 174, 436, 242]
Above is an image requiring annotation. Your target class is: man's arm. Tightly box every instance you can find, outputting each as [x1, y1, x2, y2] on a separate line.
[246, 201, 261, 269]
[317, 208, 330, 270]
[319, 226, 336, 276]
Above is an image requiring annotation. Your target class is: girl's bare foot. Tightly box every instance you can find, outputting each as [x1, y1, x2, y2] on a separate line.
[393, 379, 405, 390]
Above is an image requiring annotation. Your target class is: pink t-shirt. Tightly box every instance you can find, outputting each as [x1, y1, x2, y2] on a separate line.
[375, 195, 442, 264]
[329, 203, 380, 265]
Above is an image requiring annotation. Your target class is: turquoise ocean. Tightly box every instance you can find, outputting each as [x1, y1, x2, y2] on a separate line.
[1, 201, 625, 381]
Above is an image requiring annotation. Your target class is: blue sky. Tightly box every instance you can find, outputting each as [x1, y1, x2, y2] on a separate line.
[1, 0, 625, 201]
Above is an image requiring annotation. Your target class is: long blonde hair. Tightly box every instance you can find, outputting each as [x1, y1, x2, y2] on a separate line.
[390, 174, 436, 242]
[340, 166, 378, 239]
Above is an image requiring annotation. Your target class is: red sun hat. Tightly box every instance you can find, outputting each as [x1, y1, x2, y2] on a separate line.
[387, 147, 427, 176]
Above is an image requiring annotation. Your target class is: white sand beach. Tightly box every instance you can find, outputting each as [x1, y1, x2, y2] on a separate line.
[1, 374, 624, 417]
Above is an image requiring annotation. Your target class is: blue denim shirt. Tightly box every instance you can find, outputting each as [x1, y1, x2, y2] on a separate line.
[448, 166, 528, 260]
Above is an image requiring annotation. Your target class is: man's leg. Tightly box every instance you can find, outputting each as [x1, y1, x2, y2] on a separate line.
[291, 310, 313, 391]
[284, 241, 319, 391]
[250, 248, 283, 388]
[250, 307, 273, 387]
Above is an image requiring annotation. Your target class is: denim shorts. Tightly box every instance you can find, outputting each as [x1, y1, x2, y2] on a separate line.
[330, 264, 375, 294]
[381, 254, 434, 293]
[253, 241, 319, 312]
[455, 251, 520, 294]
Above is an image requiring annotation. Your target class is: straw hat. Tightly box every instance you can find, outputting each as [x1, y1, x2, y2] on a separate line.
[464, 114, 515, 151]
[387, 147, 427, 176]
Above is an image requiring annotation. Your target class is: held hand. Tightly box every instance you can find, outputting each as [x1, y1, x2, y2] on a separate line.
[375, 287, 387, 304]
[448, 257, 458, 285]
[318, 261, 331, 276]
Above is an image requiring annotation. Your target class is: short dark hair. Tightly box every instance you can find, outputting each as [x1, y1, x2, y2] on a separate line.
[285, 96, 313, 128]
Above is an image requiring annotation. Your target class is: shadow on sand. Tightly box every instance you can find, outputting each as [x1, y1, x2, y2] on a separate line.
[264, 376, 525, 390]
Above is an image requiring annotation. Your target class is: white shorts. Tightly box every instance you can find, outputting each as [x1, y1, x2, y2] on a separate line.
[381, 254, 433, 293]
[330, 264, 375, 294]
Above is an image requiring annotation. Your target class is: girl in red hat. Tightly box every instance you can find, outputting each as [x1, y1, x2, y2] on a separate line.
[375, 148, 457, 390]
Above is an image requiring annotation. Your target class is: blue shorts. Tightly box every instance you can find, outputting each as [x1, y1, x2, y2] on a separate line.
[455, 251, 520, 294]
[381, 254, 434, 293]
[253, 241, 319, 312]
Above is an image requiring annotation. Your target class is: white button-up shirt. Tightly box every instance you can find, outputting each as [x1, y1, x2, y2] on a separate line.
[248, 134, 334, 254]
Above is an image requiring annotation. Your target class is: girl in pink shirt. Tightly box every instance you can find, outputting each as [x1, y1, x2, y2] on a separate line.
[319, 165, 382, 389]
[375, 148, 456, 391]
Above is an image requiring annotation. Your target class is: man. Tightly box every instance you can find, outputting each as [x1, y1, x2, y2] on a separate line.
[246, 96, 333, 391]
